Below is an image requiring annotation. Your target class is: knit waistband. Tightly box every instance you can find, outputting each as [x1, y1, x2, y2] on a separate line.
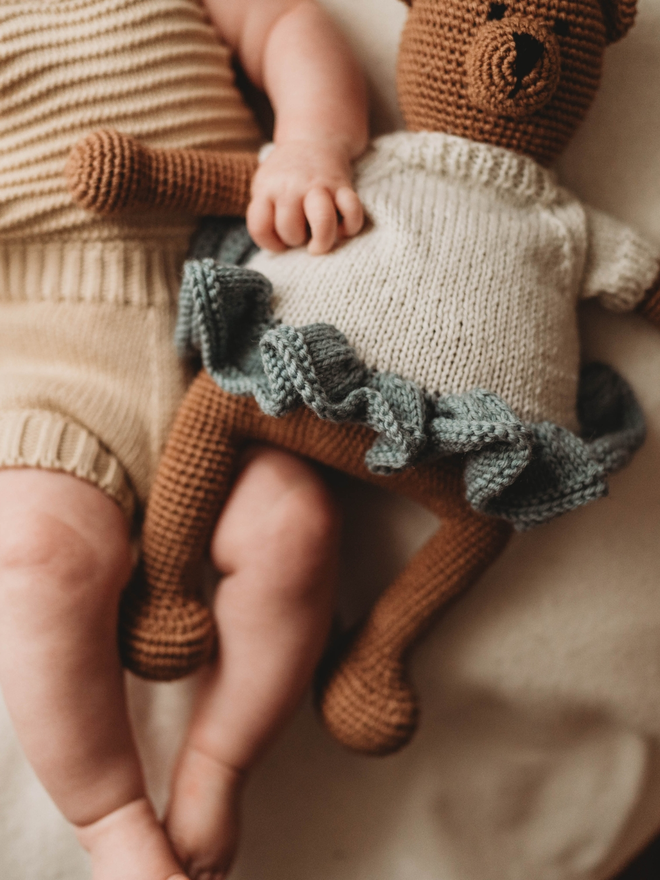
[0, 239, 187, 307]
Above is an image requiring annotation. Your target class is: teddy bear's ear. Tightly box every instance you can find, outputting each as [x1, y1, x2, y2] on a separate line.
[600, 0, 637, 43]
[397, 0, 412, 6]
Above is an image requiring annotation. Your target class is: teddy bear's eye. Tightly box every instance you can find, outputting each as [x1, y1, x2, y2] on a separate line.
[553, 18, 570, 36]
[487, 3, 507, 20]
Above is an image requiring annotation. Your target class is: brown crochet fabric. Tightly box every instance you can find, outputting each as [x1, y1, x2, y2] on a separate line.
[396, 0, 636, 167]
[66, 129, 258, 217]
[130, 370, 511, 753]
[465, 17, 561, 118]
[601, 0, 638, 42]
[318, 490, 511, 754]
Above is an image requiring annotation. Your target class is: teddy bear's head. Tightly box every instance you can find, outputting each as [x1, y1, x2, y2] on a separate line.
[396, 0, 637, 166]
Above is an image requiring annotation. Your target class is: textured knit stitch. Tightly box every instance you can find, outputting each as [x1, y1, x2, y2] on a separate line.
[67, 130, 259, 219]
[0, 0, 261, 509]
[131, 370, 511, 756]
[0, 0, 261, 306]
[0, 297, 193, 508]
[0, 410, 134, 518]
[249, 132, 660, 431]
[465, 17, 561, 118]
[0, 0, 260, 244]
[396, 0, 633, 167]
[177, 257, 646, 529]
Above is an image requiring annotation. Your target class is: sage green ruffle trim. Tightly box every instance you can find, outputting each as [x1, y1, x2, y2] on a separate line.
[176, 256, 645, 531]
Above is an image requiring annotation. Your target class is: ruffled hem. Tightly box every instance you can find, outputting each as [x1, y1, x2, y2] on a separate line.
[176, 253, 645, 531]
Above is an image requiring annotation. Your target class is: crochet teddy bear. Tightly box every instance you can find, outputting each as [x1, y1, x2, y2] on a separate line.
[67, 0, 660, 756]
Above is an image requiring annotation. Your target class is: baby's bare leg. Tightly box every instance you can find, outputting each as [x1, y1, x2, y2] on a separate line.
[166, 447, 339, 879]
[0, 470, 187, 880]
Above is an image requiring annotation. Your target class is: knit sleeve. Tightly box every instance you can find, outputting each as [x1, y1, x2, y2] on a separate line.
[580, 205, 660, 312]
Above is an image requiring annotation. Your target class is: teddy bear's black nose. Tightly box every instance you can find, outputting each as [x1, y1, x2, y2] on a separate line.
[510, 33, 545, 97]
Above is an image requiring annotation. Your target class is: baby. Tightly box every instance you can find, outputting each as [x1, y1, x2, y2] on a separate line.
[0, 1, 367, 880]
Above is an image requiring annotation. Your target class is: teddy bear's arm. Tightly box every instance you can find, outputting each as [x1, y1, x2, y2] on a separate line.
[66, 129, 258, 218]
[580, 205, 660, 316]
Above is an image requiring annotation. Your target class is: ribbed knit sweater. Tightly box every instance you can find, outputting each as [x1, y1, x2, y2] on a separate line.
[249, 131, 660, 430]
[0, 0, 260, 301]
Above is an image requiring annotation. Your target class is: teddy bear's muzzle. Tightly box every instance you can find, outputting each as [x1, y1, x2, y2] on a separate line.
[466, 17, 561, 117]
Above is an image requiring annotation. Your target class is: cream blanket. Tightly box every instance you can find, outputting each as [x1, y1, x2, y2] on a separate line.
[3, 0, 660, 878]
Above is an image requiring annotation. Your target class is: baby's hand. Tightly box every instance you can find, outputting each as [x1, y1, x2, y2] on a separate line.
[246, 139, 364, 255]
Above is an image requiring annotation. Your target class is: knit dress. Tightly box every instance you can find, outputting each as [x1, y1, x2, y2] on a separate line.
[179, 131, 660, 528]
[0, 0, 260, 518]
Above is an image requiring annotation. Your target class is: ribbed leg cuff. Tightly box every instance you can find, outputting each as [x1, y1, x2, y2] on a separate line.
[0, 410, 135, 521]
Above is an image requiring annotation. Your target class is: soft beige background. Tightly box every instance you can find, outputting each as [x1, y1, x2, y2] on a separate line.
[2, 1, 660, 878]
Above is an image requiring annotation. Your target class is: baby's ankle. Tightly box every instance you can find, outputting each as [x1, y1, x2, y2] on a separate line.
[75, 797, 187, 880]
[74, 796, 151, 849]
[166, 746, 245, 879]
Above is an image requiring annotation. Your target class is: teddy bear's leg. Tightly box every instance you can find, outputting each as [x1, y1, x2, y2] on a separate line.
[318, 460, 513, 755]
[127, 372, 377, 681]
[130, 373, 511, 755]
[120, 370, 250, 680]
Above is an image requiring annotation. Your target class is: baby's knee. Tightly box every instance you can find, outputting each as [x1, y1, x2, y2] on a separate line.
[0, 483, 132, 616]
[211, 446, 340, 585]
[263, 477, 340, 603]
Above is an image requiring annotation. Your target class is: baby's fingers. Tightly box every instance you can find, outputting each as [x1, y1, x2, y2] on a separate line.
[335, 187, 364, 238]
[274, 198, 308, 248]
[246, 197, 286, 252]
[304, 187, 338, 255]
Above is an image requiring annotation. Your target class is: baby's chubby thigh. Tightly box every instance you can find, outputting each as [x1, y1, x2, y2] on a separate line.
[0, 468, 140, 823]
[0, 467, 133, 664]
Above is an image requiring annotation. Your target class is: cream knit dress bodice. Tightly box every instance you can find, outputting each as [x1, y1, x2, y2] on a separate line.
[0, 0, 261, 304]
[250, 132, 660, 429]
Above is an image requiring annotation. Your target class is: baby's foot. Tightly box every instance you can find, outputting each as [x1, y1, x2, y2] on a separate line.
[75, 797, 188, 880]
[166, 746, 244, 880]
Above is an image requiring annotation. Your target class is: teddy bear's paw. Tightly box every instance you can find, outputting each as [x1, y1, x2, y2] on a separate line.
[118, 586, 217, 681]
[318, 639, 419, 756]
[66, 129, 149, 215]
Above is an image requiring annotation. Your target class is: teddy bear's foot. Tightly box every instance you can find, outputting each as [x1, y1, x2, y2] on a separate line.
[119, 575, 216, 681]
[318, 635, 418, 756]
[66, 129, 148, 215]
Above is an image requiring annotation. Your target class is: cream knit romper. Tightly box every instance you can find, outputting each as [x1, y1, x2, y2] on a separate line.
[0, 0, 260, 519]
